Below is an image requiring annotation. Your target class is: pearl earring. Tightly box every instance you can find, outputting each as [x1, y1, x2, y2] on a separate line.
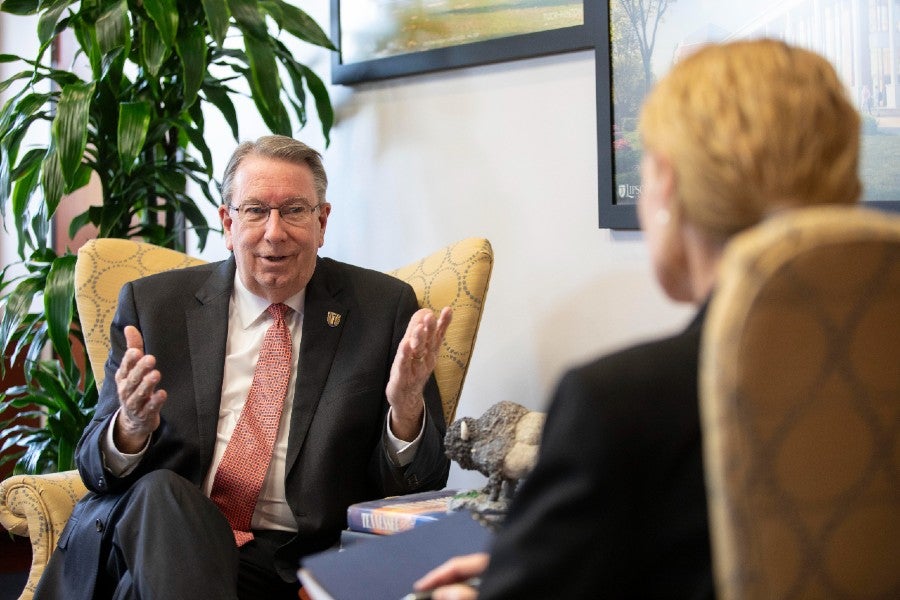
[655, 209, 670, 226]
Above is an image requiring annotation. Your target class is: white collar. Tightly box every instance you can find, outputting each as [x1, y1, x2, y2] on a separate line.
[232, 273, 305, 329]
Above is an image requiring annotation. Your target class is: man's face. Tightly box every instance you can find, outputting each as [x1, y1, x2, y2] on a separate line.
[219, 155, 330, 303]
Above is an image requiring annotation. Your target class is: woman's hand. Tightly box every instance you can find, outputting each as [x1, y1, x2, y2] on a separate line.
[413, 553, 489, 600]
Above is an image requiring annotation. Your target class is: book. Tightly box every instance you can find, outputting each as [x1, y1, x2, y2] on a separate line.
[299, 509, 492, 600]
[346, 489, 460, 535]
[339, 528, 378, 549]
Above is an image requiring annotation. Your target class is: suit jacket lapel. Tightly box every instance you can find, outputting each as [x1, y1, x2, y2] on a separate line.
[285, 258, 349, 475]
[187, 258, 235, 456]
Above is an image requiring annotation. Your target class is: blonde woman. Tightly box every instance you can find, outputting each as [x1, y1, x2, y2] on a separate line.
[416, 38, 860, 599]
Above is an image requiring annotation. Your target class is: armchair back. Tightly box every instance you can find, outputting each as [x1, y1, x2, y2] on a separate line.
[700, 206, 900, 599]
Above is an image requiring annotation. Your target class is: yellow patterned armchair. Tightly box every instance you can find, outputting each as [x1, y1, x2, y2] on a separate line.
[0, 237, 493, 600]
[700, 206, 900, 599]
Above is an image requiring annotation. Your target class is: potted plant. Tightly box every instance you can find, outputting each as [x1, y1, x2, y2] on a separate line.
[0, 0, 336, 473]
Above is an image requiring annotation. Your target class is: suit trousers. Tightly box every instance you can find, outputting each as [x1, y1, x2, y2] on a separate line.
[38, 470, 299, 600]
[96, 470, 238, 599]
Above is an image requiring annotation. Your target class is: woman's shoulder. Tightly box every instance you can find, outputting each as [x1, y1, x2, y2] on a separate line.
[575, 316, 702, 389]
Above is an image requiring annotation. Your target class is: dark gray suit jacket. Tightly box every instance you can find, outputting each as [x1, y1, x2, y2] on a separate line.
[479, 307, 714, 599]
[55, 256, 450, 597]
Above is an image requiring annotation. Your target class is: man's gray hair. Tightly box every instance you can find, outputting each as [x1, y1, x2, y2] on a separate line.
[220, 135, 328, 206]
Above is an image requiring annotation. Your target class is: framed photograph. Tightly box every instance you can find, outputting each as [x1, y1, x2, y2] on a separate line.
[330, 0, 601, 85]
[601, 0, 900, 230]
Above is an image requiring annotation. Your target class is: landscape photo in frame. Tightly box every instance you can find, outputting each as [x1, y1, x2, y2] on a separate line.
[331, 0, 598, 84]
[601, 0, 900, 229]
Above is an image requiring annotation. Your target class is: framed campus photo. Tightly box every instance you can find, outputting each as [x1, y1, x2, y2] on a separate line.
[600, 0, 900, 230]
[330, 0, 601, 85]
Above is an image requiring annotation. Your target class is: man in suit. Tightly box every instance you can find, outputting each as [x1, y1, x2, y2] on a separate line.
[35, 136, 452, 600]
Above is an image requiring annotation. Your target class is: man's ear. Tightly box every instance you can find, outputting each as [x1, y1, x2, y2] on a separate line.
[219, 204, 235, 251]
[317, 203, 331, 248]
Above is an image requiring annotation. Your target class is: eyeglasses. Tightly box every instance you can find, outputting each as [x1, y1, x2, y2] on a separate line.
[227, 202, 323, 227]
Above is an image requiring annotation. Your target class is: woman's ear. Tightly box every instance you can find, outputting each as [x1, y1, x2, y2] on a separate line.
[651, 152, 677, 212]
[640, 151, 694, 302]
[638, 151, 677, 230]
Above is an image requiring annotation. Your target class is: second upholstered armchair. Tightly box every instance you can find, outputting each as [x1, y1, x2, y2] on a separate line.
[0, 237, 493, 600]
[700, 205, 900, 599]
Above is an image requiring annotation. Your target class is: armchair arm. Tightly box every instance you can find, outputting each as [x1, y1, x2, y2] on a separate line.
[0, 470, 88, 600]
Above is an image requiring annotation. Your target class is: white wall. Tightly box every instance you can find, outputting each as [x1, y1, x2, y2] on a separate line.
[1, 4, 694, 490]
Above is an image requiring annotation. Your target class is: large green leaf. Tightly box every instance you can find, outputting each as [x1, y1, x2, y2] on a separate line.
[274, 40, 332, 146]
[21, 441, 52, 474]
[95, 195, 129, 237]
[299, 65, 333, 146]
[227, 0, 266, 40]
[52, 81, 95, 189]
[36, 0, 70, 45]
[0, 115, 52, 183]
[273, 39, 305, 111]
[117, 101, 151, 174]
[1, 91, 55, 139]
[10, 157, 42, 236]
[272, 38, 332, 145]
[29, 205, 51, 253]
[0, 69, 32, 95]
[56, 436, 75, 471]
[0, 0, 40, 15]
[141, 0, 177, 49]
[9, 147, 44, 182]
[99, 46, 126, 86]
[139, 18, 168, 77]
[40, 146, 65, 217]
[44, 66, 81, 88]
[0, 277, 42, 352]
[201, 82, 239, 140]
[95, 0, 129, 56]
[70, 163, 92, 192]
[242, 36, 290, 135]
[0, 426, 34, 453]
[67, 209, 92, 239]
[71, 13, 102, 78]
[32, 369, 67, 412]
[184, 102, 212, 175]
[0, 145, 9, 209]
[13, 313, 45, 370]
[44, 255, 77, 375]
[260, 0, 335, 50]
[174, 25, 207, 110]
[179, 195, 213, 250]
[200, 0, 231, 47]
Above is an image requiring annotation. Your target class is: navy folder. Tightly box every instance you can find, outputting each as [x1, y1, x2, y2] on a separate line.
[298, 510, 492, 600]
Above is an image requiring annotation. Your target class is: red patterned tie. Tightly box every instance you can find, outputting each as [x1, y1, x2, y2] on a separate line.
[210, 303, 292, 546]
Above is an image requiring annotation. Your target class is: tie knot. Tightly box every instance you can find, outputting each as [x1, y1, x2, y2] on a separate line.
[267, 303, 290, 322]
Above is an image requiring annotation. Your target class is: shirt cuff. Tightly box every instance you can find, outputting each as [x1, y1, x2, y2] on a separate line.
[102, 408, 150, 476]
[384, 405, 426, 467]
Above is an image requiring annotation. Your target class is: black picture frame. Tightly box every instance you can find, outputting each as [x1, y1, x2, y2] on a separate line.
[330, 1, 601, 85]
[593, 6, 629, 229]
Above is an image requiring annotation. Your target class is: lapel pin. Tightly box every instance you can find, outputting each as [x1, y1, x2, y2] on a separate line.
[326, 311, 342, 327]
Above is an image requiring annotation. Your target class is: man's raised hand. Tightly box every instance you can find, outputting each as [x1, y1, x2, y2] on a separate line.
[113, 325, 167, 453]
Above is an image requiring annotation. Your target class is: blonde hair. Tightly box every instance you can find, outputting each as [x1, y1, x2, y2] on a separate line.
[639, 39, 861, 243]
